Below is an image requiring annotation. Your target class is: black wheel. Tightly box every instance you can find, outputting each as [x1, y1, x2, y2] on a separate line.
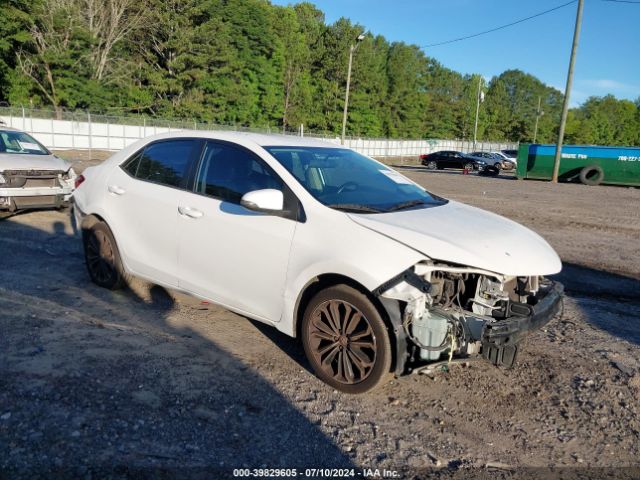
[579, 165, 604, 186]
[425, 160, 437, 170]
[463, 162, 475, 171]
[494, 162, 502, 170]
[301, 285, 392, 394]
[83, 221, 129, 289]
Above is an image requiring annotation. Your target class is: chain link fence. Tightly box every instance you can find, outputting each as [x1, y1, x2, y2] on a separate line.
[0, 105, 517, 159]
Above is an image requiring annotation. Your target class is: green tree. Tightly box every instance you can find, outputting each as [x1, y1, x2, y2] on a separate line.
[384, 43, 429, 138]
[0, 0, 37, 103]
[566, 95, 639, 146]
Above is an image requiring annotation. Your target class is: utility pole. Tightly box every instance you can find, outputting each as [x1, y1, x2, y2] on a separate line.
[473, 75, 483, 151]
[533, 95, 542, 143]
[552, 0, 584, 183]
[341, 34, 365, 145]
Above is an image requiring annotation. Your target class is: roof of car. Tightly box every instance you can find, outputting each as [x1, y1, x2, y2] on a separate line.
[141, 130, 341, 149]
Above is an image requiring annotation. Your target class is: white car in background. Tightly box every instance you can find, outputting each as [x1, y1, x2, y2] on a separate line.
[0, 127, 76, 212]
[491, 151, 518, 167]
[72, 131, 563, 393]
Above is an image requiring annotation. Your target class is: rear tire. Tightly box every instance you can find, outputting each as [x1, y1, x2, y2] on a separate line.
[301, 285, 393, 394]
[82, 221, 129, 290]
[425, 160, 437, 170]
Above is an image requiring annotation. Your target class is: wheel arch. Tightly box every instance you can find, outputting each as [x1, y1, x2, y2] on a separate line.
[80, 213, 106, 232]
[293, 273, 407, 376]
[79, 213, 132, 276]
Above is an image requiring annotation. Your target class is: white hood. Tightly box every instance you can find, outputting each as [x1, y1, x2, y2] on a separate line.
[349, 200, 561, 276]
[0, 153, 71, 172]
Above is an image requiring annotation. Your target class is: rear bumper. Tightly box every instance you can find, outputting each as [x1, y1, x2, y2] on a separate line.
[69, 200, 86, 236]
[481, 280, 564, 366]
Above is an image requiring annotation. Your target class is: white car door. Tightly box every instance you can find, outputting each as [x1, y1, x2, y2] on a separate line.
[177, 141, 297, 322]
[104, 139, 201, 287]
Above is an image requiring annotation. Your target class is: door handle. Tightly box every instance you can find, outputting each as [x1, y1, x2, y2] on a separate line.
[178, 206, 204, 219]
[108, 185, 126, 195]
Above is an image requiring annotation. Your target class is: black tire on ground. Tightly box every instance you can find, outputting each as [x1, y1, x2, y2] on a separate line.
[579, 165, 604, 186]
[425, 160, 437, 170]
[479, 165, 499, 176]
[82, 221, 129, 290]
[301, 284, 393, 394]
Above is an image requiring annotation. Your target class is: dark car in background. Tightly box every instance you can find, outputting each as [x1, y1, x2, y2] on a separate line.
[469, 151, 503, 168]
[501, 149, 518, 160]
[419, 151, 486, 171]
[469, 151, 516, 170]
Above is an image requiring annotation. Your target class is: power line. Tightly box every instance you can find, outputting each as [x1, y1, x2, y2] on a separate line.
[602, 0, 640, 3]
[421, 0, 578, 48]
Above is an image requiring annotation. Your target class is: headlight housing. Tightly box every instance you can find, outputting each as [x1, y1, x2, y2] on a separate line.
[62, 168, 76, 180]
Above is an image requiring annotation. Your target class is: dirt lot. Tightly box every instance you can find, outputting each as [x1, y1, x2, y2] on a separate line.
[1, 154, 639, 478]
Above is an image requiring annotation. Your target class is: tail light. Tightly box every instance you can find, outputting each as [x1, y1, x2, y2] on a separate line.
[74, 174, 85, 189]
[419, 154, 427, 159]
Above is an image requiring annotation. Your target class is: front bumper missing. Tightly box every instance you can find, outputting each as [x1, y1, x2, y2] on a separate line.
[0, 186, 74, 211]
[481, 280, 564, 367]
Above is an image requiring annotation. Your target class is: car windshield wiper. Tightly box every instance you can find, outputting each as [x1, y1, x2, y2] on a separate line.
[326, 203, 383, 213]
[385, 199, 429, 212]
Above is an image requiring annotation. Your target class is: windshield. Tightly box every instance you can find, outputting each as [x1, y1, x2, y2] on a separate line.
[265, 146, 447, 213]
[0, 130, 50, 155]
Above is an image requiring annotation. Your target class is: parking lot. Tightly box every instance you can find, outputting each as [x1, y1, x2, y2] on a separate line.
[1, 155, 639, 477]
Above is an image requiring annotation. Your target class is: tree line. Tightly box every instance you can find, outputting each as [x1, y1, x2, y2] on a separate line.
[1, 0, 638, 146]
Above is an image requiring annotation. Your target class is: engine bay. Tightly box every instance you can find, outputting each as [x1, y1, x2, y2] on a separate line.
[380, 261, 549, 368]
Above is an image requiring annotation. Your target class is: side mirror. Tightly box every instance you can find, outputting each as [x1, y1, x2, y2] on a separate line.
[240, 189, 284, 213]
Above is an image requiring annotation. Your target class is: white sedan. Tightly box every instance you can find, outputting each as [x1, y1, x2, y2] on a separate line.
[491, 151, 518, 167]
[0, 127, 76, 212]
[72, 132, 563, 393]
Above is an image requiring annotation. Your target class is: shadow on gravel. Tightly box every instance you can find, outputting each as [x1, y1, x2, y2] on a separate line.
[551, 262, 640, 346]
[249, 321, 314, 376]
[0, 215, 354, 477]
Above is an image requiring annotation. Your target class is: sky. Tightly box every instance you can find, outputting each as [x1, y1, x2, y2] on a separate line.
[270, 0, 640, 107]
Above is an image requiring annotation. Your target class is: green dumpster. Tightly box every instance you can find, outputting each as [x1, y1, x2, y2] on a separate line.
[517, 144, 640, 187]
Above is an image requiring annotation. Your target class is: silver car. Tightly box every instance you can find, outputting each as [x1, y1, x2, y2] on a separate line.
[0, 127, 76, 212]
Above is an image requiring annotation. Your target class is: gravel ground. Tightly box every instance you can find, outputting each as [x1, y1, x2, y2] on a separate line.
[1, 155, 639, 479]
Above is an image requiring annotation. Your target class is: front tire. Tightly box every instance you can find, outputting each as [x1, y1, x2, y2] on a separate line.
[83, 221, 129, 290]
[301, 285, 392, 394]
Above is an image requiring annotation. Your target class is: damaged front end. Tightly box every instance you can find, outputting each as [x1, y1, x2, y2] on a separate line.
[377, 262, 563, 373]
[0, 168, 76, 211]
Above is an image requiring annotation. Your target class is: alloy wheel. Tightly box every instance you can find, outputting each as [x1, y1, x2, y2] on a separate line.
[307, 300, 377, 385]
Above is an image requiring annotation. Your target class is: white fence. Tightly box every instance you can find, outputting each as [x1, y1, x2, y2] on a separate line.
[0, 107, 516, 157]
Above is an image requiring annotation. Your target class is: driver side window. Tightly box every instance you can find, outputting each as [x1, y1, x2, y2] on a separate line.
[195, 142, 282, 204]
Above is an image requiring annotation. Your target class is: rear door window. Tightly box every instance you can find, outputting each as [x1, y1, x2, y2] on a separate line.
[133, 140, 199, 188]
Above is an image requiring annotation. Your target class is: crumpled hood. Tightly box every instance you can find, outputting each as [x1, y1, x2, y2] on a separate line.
[349, 200, 561, 276]
[0, 153, 70, 172]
